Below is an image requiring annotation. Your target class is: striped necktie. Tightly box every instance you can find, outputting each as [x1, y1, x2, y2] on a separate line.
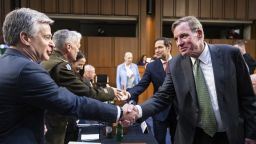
[193, 59, 217, 137]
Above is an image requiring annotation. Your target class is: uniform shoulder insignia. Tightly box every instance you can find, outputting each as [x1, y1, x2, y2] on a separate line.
[65, 64, 72, 70]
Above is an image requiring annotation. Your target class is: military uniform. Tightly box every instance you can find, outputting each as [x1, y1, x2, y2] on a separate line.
[41, 50, 115, 144]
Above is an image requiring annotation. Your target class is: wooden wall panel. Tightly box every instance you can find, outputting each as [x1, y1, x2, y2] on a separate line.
[188, 0, 199, 17]
[211, 39, 234, 45]
[127, 0, 139, 16]
[248, 0, 256, 20]
[246, 40, 256, 59]
[0, 0, 2, 32]
[139, 0, 155, 60]
[212, 0, 223, 19]
[20, 0, 28, 7]
[175, 0, 186, 17]
[80, 37, 87, 55]
[87, 0, 99, 14]
[163, 0, 174, 17]
[101, 0, 113, 15]
[29, 0, 42, 11]
[200, 0, 211, 18]
[3, 0, 11, 14]
[87, 37, 113, 67]
[252, 22, 256, 40]
[100, 0, 113, 15]
[155, 0, 161, 38]
[137, 66, 153, 104]
[114, 37, 138, 66]
[43, 0, 57, 13]
[0, 0, 11, 34]
[224, 0, 235, 19]
[170, 39, 179, 57]
[58, 0, 71, 13]
[114, 0, 126, 15]
[72, 0, 85, 14]
[204, 39, 211, 44]
[236, 0, 246, 19]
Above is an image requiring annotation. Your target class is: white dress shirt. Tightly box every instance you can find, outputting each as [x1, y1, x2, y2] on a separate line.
[191, 44, 224, 132]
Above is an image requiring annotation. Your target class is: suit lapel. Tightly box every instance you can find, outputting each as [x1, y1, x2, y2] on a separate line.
[208, 45, 225, 105]
[181, 56, 198, 105]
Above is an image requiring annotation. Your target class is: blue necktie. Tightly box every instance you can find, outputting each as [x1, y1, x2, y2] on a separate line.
[193, 59, 217, 137]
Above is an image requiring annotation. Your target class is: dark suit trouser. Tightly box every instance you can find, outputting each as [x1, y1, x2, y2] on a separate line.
[153, 114, 176, 144]
[193, 127, 229, 144]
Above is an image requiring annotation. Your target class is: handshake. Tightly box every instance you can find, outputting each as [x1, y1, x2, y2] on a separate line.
[119, 104, 141, 127]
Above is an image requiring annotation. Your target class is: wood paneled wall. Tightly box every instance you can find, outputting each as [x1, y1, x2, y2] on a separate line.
[1, 0, 256, 86]
[19, 0, 139, 16]
[81, 37, 138, 86]
[81, 36, 256, 86]
[162, 0, 256, 20]
[0, 0, 11, 34]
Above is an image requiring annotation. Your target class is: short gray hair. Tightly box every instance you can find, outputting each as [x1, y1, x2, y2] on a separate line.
[171, 16, 203, 33]
[53, 29, 82, 51]
[84, 64, 95, 72]
[2, 8, 54, 45]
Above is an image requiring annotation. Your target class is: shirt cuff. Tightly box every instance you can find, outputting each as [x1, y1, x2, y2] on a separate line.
[127, 92, 131, 99]
[135, 105, 142, 118]
[116, 106, 121, 121]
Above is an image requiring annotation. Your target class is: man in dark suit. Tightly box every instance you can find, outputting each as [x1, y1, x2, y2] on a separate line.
[123, 16, 256, 144]
[0, 8, 135, 144]
[127, 37, 176, 144]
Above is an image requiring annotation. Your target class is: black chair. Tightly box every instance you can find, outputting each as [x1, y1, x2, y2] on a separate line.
[95, 74, 109, 88]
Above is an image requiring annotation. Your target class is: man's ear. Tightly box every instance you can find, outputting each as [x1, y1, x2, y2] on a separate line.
[196, 29, 203, 38]
[20, 32, 31, 46]
[65, 43, 72, 52]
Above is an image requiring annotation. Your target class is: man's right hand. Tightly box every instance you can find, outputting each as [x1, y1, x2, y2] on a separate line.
[119, 104, 139, 127]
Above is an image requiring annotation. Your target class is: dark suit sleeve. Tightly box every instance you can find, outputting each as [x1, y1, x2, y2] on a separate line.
[128, 65, 152, 102]
[236, 52, 256, 139]
[140, 70, 175, 120]
[19, 62, 118, 122]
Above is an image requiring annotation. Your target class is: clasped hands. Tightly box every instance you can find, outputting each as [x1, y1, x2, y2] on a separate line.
[119, 103, 140, 127]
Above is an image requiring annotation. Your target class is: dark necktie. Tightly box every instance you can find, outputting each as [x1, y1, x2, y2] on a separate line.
[193, 59, 217, 137]
[163, 61, 170, 73]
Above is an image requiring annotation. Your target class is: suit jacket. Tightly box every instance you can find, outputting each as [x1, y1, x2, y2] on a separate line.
[116, 63, 140, 89]
[128, 58, 171, 121]
[0, 48, 118, 144]
[140, 44, 256, 144]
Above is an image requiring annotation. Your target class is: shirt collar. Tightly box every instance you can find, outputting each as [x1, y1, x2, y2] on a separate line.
[191, 43, 209, 65]
[161, 55, 172, 63]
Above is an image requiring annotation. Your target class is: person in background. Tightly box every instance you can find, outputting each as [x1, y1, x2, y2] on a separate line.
[116, 52, 140, 90]
[123, 16, 256, 144]
[233, 40, 256, 74]
[0, 8, 136, 144]
[83, 64, 96, 82]
[72, 51, 86, 76]
[127, 37, 176, 144]
[137, 54, 147, 66]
